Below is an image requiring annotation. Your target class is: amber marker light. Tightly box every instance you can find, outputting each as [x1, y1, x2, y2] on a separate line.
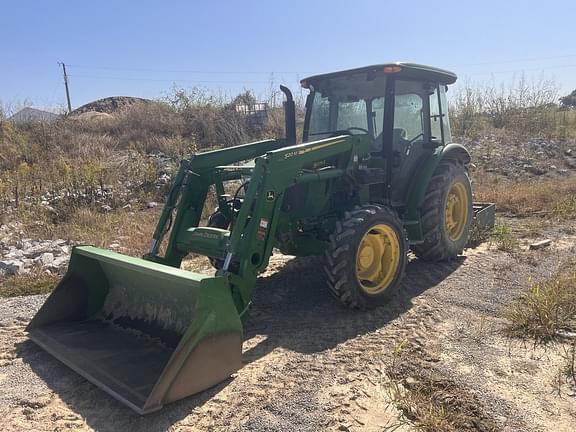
[383, 66, 402, 73]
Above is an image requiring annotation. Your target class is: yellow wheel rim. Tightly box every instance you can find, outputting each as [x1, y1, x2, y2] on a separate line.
[445, 182, 469, 241]
[355, 224, 400, 295]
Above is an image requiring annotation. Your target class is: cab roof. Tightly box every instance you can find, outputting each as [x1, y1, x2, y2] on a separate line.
[301, 63, 457, 87]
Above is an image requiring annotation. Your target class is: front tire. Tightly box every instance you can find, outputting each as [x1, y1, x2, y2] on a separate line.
[411, 159, 473, 261]
[324, 205, 408, 309]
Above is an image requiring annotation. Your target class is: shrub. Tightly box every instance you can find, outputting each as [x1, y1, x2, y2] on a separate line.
[505, 268, 576, 341]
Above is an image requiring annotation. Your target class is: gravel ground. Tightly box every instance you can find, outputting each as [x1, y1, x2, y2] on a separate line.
[0, 217, 575, 431]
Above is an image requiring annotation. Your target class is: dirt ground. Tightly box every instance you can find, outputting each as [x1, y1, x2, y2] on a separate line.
[0, 217, 575, 431]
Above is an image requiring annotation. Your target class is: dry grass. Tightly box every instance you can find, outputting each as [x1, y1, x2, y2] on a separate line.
[20, 207, 161, 258]
[505, 265, 576, 342]
[0, 271, 61, 298]
[384, 343, 499, 432]
[450, 78, 576, 139]
[0, 87, 299, 211]
[475, 175, 576, 219]
[562, 342, 576, 390]
[489, 224, 519, 252]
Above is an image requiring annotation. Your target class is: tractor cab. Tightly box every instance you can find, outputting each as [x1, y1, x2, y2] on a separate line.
[301, 63, 457, 205]
[301, 63, 456, 150]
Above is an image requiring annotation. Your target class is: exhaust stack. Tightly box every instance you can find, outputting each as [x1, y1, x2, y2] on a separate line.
[280, 85, 296, 145]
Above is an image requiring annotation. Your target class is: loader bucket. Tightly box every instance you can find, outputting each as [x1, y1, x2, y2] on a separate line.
[27, 246, 243, 414]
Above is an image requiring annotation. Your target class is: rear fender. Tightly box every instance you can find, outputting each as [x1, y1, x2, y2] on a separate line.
[403, 143, 470, 242]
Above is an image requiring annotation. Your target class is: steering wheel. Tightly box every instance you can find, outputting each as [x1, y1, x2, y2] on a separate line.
[408, 133, 424, 144]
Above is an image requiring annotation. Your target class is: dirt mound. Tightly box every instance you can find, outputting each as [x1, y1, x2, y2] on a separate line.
[70, 96, 152, 116]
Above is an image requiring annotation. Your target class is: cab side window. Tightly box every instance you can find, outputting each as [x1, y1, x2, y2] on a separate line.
[439, 85, 452, 143]
[429, 86, 443, 141]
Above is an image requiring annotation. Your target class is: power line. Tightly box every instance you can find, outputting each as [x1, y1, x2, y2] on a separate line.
[449, 54, 576, 68]
[461, 63, 576, 77]
[67, 74, 285, 84]
[67, 54, 576, 76]
[67, 64, 314, 75]
[68, 63, 576, 84]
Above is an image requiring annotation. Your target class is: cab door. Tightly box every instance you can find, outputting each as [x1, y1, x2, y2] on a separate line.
[388, 80, 442, 206]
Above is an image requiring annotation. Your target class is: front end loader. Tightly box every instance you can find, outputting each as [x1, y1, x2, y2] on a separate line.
[28, 63, 495, 414]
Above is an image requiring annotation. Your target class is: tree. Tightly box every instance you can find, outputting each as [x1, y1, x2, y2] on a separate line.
[560, 89, 576, 109]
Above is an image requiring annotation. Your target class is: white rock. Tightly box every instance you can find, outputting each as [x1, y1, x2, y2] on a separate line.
[147, 202, 158, 208]
[34, 252, 54, 267]
[157, 173, 171, 185]
[49, 256, 69, 270]
[23, 245, 51, 258]
[0, 260, 26, 275]
[5, 249, 24, 259]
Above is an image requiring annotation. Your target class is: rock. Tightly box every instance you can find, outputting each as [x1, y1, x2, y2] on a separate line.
[404, 376, 419, 387]
[0, 260, 27, 275]
[21, 258, 34, 268]
[564, 156, 576, 169]
[156, 173, 171, 185]
[34, 252, 54, 266]
[100, 205, 113, 213]
[147, 202, 158, 209]
[549, 165, 557, 170]
[122, 204, 132, 210]
[5, 248, 24, 259]
[565, 148, 573, 156]
[43, 205, 58, 215]
[523, 164, 546, 175]
[49, 256, 69, 270]
[22, 246, 49, 259]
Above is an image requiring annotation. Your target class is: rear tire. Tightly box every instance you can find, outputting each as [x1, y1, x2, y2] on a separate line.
[324, 205, 408, 309]
[411, 159, 473, 261]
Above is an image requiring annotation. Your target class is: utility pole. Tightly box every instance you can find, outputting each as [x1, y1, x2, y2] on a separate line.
[58, 62, 72, 114]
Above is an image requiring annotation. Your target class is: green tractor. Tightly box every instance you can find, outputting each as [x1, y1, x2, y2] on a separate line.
[27, 63, 493, 414]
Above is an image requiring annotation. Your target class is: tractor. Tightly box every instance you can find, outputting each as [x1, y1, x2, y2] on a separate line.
[27, 63, 494, 414]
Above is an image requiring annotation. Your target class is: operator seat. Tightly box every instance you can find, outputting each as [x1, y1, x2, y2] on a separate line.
[371, 128, 410, 154]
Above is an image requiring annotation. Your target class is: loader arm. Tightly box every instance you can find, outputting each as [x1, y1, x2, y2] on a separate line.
[147, 138, 289, 263]
[147, 134, 371, 314]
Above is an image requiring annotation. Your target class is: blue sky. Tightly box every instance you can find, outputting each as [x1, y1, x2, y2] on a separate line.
[2, 0, 575, 111]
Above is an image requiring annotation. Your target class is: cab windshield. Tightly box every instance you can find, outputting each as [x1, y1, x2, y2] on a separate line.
[305, 73, 387, 151]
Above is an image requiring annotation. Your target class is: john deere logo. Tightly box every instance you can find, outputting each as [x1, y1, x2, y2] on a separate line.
[266, 191, 275, 201]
